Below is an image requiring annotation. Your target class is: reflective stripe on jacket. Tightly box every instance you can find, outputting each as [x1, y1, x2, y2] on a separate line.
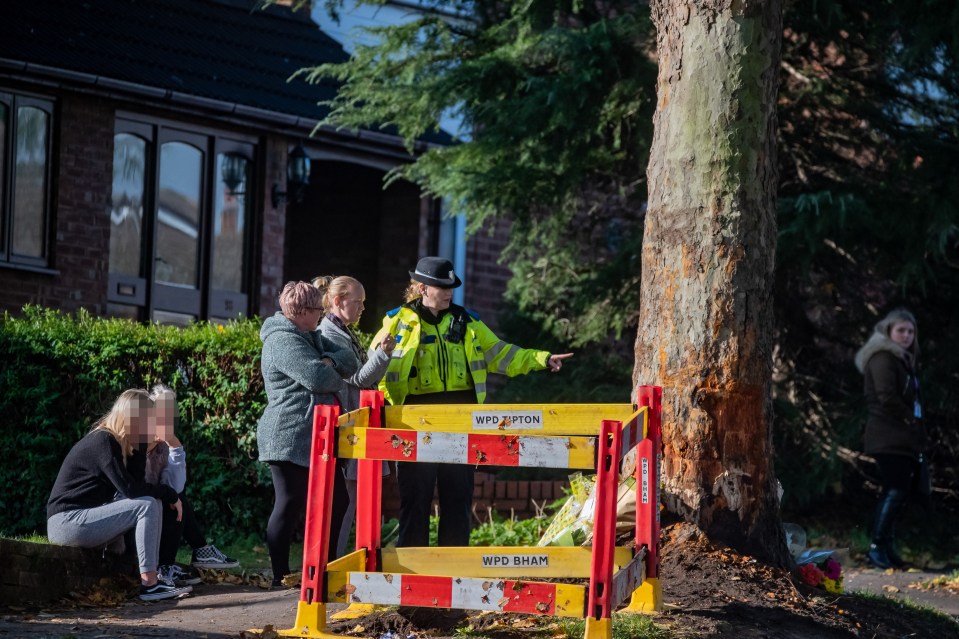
[371, 304, 550, 405]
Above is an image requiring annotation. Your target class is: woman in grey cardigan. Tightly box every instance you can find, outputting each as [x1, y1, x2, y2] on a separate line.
[313, 275, 395, 557]
[257, 281, 356, 587]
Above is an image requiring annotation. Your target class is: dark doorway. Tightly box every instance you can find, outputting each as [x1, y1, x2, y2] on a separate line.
[283, 161, 424, 333]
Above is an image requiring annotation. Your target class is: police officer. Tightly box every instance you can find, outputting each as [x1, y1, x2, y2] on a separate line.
[372, 256, 573, 547]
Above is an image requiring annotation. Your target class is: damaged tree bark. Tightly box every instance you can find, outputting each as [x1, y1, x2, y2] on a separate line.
[633, 0, 789, 566]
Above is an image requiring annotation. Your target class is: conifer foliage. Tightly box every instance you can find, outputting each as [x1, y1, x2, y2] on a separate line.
[304, 1, 656, 347]
[305, 1, 959, 508]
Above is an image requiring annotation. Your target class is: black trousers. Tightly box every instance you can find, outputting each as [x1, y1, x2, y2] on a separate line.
[396, 462, 474, 547]
[396, 390, 477, 548]
[266, 460, 349, 579]
[158, 493, 208, 567]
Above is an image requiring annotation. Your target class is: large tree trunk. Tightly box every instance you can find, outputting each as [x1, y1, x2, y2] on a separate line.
[634, 0, 789, 566]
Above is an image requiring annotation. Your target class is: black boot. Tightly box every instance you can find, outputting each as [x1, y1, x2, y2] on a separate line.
[886, 544, 907, 568]
[868, 489, 906, 569]
[885, 522, 908, 568]
[867, 543, 893, 569]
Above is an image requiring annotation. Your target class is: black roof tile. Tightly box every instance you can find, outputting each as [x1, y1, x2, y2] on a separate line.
[0, 0, 349, 124]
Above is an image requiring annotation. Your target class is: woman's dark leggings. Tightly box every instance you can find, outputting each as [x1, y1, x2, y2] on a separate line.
[267, 460, 348, 580]
[871, 453, 921, 544]
[873, 453, 919, 493]
[159, 493, 208, 566]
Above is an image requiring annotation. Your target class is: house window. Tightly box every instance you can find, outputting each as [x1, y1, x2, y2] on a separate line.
[107, 117, 256, 324]
[0, 92, 54, 268]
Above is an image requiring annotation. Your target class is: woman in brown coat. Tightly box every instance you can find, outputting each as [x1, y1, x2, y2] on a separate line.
[854, 308, 926, 569]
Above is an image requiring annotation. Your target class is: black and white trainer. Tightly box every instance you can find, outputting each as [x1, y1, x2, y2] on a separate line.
[191, 544, 240, 569]
[159, 564, 202, 586]
[139, 579, 192, 601]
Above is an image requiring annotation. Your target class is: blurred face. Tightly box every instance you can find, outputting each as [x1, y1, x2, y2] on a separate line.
[127, 398, 156, 445]
[153, 394, 175, 441]
[420, 284, 453, 314]
[333, 283, 366, 325]
[890, 320, 916, 350]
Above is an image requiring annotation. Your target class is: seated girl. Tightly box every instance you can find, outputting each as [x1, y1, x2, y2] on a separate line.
[46, 389, 192, 601]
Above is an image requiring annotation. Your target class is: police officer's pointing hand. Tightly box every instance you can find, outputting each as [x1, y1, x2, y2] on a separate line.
[547, 353, 574, 372]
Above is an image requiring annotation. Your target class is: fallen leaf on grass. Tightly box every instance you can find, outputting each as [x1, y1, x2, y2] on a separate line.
[882, 584, 900, 593]
[511, 618, 538, 628]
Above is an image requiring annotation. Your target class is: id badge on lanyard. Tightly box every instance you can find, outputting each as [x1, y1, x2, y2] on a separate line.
[912, 376, 922, 419]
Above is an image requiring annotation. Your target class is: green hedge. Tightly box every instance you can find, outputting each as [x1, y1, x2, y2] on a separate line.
[0, 306, 270, 542]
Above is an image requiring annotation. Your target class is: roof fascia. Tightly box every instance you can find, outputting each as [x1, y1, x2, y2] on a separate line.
[0, 56, 443, 164]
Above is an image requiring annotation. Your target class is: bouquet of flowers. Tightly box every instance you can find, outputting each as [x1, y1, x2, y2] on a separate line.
[784, 523, 844, 593]
[796, 549, 844, 594]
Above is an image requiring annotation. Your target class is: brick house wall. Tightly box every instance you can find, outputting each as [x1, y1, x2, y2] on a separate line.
[0, 94, 114, 316]
[463, 216, 512, 332]
[380, 472, 569, 522]
[257, 136, 289, 318]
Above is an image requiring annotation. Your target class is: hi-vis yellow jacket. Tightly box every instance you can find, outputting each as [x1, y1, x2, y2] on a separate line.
[371, 303, 551, 405]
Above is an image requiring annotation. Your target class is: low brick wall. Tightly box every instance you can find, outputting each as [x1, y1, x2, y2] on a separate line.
[381, 472, 569, 521]
[0, 539, 137, 604]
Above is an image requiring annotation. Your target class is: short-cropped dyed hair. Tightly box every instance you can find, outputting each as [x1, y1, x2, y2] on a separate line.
[279, 281, 322, 320]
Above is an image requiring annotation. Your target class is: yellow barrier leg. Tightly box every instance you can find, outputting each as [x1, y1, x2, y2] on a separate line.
[330, 603, 389, 620]
[621, 578, 662, 614]
[277, 601, 340, 638]
[584, 617, 612, 639]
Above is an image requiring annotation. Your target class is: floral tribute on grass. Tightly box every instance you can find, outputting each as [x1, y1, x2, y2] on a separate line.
[797, 554, 844, 594]
[785, 522, 844, 594]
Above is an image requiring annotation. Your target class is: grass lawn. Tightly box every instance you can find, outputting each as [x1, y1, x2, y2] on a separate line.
[175, 537, 302, 576]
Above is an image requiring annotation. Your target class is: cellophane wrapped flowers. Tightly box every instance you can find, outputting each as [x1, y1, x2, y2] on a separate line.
[797, 556, 843, 593]
[786, 523, 844, 594]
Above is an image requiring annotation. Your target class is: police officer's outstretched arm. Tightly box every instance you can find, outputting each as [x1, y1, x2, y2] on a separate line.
[470, 317, 572, 377]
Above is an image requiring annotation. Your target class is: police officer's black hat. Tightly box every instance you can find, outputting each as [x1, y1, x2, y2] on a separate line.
[409, 256, 462, 288]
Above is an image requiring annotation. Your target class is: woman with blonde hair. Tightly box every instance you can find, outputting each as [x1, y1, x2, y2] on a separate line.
[257, 281, 356, 587]
[854, 308, 927, 568]
[313, 275, 396, 557]
[47, 389, 191, 601]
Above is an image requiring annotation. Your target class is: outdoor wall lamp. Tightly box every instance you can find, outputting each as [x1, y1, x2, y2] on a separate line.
[221, 154, 248, 195]
[271, 143, 311, 208]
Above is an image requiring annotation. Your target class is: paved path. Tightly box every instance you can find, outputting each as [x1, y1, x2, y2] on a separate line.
[0, 584, 314, 639]
[844, 567, 959, 619]
[1, 568, 956, 638]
